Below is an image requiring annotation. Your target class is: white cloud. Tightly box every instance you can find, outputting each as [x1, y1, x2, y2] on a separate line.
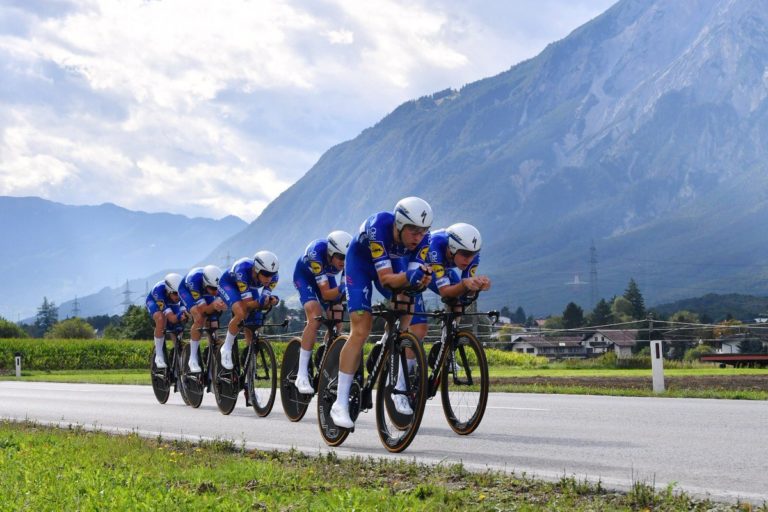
[0, 0, 616, 221]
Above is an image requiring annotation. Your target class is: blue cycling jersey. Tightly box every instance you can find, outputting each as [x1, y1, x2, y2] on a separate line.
[178, 267, 215, 309]
[145, 280, 181, 316]
[345, 211, 429, 313]
[219, 257, 279, 308]
[293, 239, 341, 306]
[425, 229, 480, 294]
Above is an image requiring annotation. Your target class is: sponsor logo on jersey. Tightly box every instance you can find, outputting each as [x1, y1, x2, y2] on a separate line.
[310, 261, 323, 274]
[418, 246, 428, 261]
[433, 264, 445, 278]
[157, 300, 165, 310]
[370, 241, 385, 259]
[237, 281, 248, 293]
[191, 290, 200, 300]
[269, 280, 277, 290]
[470, 265, 478, 277]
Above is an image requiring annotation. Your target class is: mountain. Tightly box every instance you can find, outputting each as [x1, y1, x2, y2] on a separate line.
[201, 0, 768, 315]
[2, 196, 246, 319]
[651, 293, 768, 323]
[55, 0, 768, 318]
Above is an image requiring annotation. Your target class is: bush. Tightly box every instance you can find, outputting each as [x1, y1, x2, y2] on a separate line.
[683, 344, 714, 362]
[46, 318, 95, 339]
[0, 317, 28, 338]
[0, 339, 152, 371]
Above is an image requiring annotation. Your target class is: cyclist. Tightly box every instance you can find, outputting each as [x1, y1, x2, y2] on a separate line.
[218, 251, 280, 370]
[146, 273, 187, 369]
[330, 197, 433, 429]
[409, 222, 492, 341]
[178, 265, 228, 373]
[292, 230, 353, 394]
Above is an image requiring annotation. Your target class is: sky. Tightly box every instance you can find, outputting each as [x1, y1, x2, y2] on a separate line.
[0, 0, 616, 222]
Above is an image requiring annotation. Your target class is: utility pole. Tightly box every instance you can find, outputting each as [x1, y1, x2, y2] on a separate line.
[121, 280, 133, 312]
[72, 296, 80, 318]
[589, 240, 599, 308]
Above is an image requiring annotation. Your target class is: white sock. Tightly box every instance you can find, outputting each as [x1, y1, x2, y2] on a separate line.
[336, 371, 354, 408]
[189, 339, 200, 364]
[298, 348, 312, 378]
[154, 337, 165, 357]
[395, 359, 407, 391]
[223, 331, 235, 352]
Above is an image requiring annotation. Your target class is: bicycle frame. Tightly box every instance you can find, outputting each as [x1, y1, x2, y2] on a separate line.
[360, 296, 416, 412]
[421, 298, 499, 397]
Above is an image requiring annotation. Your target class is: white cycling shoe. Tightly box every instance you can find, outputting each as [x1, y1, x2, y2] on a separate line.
[330, 401, 354, 429]
[220, 349, 234, 370]
[295, 374, 315, 395]
[154, 355, 167, 369]
[188, 358, 202, 373]
[392, 393, 413, 415]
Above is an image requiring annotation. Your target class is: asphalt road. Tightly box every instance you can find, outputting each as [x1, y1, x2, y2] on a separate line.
[1, 381, 766, 504]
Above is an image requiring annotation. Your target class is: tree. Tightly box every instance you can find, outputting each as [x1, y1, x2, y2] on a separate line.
[562, 302, 584, 329]
[623, 279, 646, 320]
[498, 323, 524, 342]
[543, 316, 564, 330]
[0, 316, 28, 338]
[34, 297, 59, 337]
[666, 310, 703, 359]
[513, 307, 527, 324]
[46, 318, 95, 339]
[588, 299, 613, 326]
[120, 305, 154, 340]
[500, 306, 512, 319]
[611, 296, 634, 323]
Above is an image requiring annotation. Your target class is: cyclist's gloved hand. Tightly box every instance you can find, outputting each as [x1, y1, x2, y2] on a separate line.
[336, 282, 347, 298]
[405, 267, 425, 286]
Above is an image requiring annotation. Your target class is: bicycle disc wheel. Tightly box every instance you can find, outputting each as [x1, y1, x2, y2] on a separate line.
[246, 341, 277, 417]
[181, 343, 205, 408]
[150, 347, 171, 404]
[280, 337, 312, 422]
[374, 332, 428, 453]
[172, 346, 192, 406]
[212, 343, 239, 415]
[440, 330, 489, 435]
[316, 335, 351, 447]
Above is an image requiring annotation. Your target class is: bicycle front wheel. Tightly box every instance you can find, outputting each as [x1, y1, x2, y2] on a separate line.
[150, 347, 171, 404]
[212, 343, 239, 415]
[246, 340, 277, 417]
[280, 337, 312, 422]
[316, 335, 352, 447]
[440, 330, 489, 435]
[374, 332, 428, 453]
[181, 343, 205, 408]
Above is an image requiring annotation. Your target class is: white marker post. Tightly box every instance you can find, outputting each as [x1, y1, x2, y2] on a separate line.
[650, 340, 665, 393]
[15, 352, 22, 378]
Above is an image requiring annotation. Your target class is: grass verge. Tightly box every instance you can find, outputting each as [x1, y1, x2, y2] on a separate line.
[0, 420, 762, 511]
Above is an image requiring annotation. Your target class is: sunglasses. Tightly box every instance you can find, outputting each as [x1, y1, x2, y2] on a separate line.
[405, 225, 429, 236]
[259, 270, 277, 278]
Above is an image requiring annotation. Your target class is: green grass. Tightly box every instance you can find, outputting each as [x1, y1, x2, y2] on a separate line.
[0, 420, 762, 511]
[0, 369, 149, 385]
[490, 367, 768, 377]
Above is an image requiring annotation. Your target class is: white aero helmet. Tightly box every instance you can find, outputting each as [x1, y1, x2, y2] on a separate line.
[164, 273, 183, 293]
[202, 265, 223, 288]
[394, 196, 433, 232]
[446, 223, 482, 255]
[327, 230, 353, 258]
[253, 250, 279, 274]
